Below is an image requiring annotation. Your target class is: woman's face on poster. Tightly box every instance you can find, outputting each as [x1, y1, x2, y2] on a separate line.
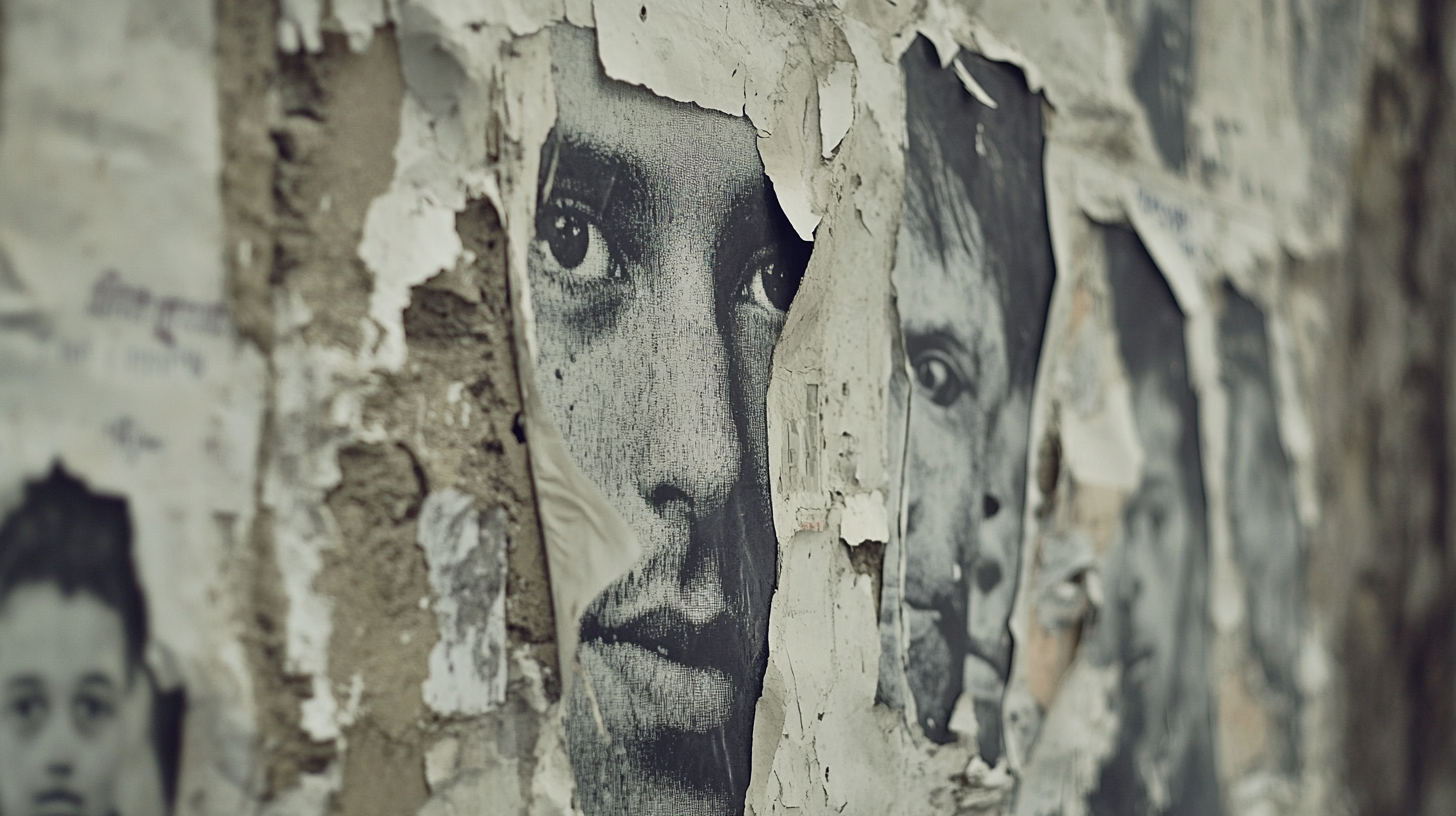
[0, 585, 128, 816]
[895, 169, 1015, 743]
[531, 25, 804, 814]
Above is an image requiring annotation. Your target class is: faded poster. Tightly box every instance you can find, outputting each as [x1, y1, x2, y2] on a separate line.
[1122, 0, 1195, 171]
[881, 37, 1055, 764]
[1088, 226, 1219, 816]
[0, 468, 185, 816]
[1218, 283, 1304, 775]
[529, 25, 809, 816]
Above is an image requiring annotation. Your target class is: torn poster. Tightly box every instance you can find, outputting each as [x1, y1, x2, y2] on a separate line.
[1084, 225, 1220, 816]
[879, 38, 1054, 768]
[0, 0, 262, 813]
[529, 23, 809, 816]
[1216, 283, 1305, 781]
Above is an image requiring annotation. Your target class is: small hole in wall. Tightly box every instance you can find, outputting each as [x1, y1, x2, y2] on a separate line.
[983, 493, 1001, 518]
[511, 412, 527, 444]
[640, 5, 647, 21]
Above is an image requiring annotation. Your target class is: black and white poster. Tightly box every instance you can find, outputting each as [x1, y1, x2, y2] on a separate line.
[1218, 283, 1304, 775]
[530, 24, 809, 816]
[1088, 226, 1220, 816]
[884, 37, 1055, 762]
[1123, 0, 1195, 172]
[0, 467, 185, 816]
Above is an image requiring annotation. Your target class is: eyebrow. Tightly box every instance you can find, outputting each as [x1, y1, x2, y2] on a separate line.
[905, 326, 983, 372]
[545, 135, 642, 214]
[77, 672, 119, 690]
[3, 676, 44, 694]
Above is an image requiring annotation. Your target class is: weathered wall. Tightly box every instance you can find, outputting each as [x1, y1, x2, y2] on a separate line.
[213, 9, 559, 812]
[2, 1, 1454, 815]
[1311, 1, 1456, 814]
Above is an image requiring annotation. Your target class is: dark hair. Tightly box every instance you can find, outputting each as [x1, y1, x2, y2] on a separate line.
[902, 37, 1057, 391]
[0, 464, 148, 673]
[1105, 224, 1206, 521]
[1098, 225, 1222, 816]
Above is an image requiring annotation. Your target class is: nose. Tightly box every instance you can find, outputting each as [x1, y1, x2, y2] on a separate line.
[633, 259, 741, 521]
[36, 716, 77, 779]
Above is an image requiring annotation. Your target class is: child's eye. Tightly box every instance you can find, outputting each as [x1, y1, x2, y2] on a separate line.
[72, 692, 117, 736]
[5, 691, 49, 735]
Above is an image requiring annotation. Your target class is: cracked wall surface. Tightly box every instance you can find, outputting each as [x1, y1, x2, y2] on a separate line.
[2, 1, 1453, 815]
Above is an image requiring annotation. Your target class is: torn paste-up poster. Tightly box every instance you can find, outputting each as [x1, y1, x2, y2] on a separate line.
[1215, 282, 1305, 789]
[1089, 225, 1220, 816]
[0, 0, 263, 814]
[528, 23, 809, 816]
[1006, 216, 1220, 816]
[879, 37, 1054, 772]
[1120, 0, 1195, 174]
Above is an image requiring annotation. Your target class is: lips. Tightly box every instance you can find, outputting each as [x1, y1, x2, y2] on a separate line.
[576, 602, 755, 738]
[34, 789, 84, 816]
[581, 605, 746, 675]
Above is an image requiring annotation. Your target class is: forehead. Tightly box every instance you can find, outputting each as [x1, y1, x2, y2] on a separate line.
[550, 25, 763, 195]
[0, 584, 127, 678]
[894, 204, 1003, 341]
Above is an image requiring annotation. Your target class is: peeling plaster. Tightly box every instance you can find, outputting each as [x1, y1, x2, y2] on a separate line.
[103, 0, 1369, 811]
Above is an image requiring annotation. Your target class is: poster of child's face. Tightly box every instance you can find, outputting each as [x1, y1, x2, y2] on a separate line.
[0, 468, 185, 816]
[887, 38, 1054, 761]
[529, 25, 809, 816]
[1088, 227, 1219, 816]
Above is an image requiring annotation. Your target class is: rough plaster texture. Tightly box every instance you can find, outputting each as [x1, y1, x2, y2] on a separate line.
[77, 0, 1456, 812]
[213, 6, 555, 810]
[1308, 1, 1456, 814]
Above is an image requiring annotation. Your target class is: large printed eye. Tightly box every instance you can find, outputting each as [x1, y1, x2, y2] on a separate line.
[534, 201, 617, 282]
[913, 351, 965, 407]
[741, 256, 800, 315]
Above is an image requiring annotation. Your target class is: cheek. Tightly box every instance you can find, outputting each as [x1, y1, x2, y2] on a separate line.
[72, 724, 126, 794]
[729, 314, 781, 465]
[905, 409, 980, 519]
[535, 305, 648, 462]
[729, 315, 779, 400]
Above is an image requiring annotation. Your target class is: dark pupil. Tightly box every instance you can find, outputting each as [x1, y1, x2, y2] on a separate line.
[916, 361, 935, 389]
[915, 358, 961, 406]
[758, 261, 797, 312]
[545, 210, 589, 269]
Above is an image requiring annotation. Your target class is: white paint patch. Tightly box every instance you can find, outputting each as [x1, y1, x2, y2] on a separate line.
[819, 61, 856, 158]
[840, 490, 888, 546]
[418, 489, 509, 714]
